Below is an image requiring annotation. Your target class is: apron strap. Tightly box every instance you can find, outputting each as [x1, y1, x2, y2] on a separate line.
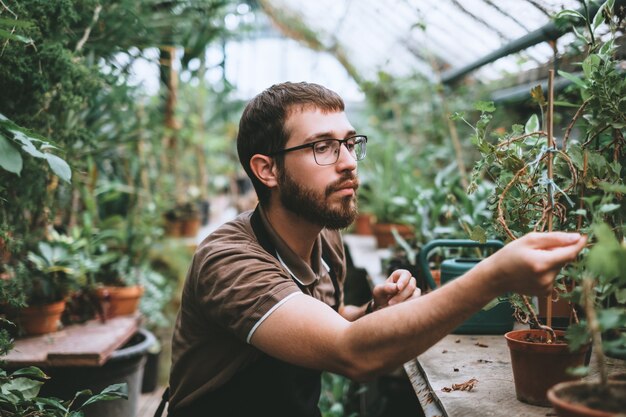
[153, 386, 169, 417]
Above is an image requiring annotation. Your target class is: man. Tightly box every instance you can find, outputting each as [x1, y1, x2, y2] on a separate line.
[167, 82, 586, 417]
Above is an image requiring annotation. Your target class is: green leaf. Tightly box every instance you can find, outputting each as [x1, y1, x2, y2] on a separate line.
[44, 153, 72, 183]
[474, 101, 495, 113]
[582, 54, 601, 79]
[565, 322, 590, 351]
[615, 288, 626, 304]
[0, 28, 32, 43]
[0, 134, 22, 175]
[558, 70, 587, 89]
[599, 204, 621, 213]
[469, 226, 487, 243]
[35, 396, 67, 411]
[0, 17, 35, 29]
[599, 182, 626, 193]
[586, 223, 622, 279]
[524, 114, 540, 134]
[10, 367, 49, 381]
[567, 365, 589, 377]
[2, 377, 43, 400]
[482, 297, 501, 311]
[554, 10, 585, 21]
[10, 130, 45, 159]
[597, 308, 625, 331]
[78, 383, 127, 408]
[554, 100, 580, 108]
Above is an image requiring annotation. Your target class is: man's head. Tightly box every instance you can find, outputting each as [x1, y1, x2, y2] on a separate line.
[237, 82, 362, 230]
[237, 82, 345, 204]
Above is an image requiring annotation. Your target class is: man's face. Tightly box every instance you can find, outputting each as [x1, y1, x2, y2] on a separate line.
[277, 107, 359, 230]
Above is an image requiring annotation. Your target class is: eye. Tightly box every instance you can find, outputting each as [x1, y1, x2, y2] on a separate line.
[314, 140, 333, 154]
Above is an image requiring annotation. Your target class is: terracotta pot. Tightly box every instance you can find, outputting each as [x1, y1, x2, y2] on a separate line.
[430, 269, 441, 288]
[180, 217, 201, 237]
[164, 219, 183, 237]
[505, 329, 589, 407]
[547, 378, 626, 417]
[371, 223, 414, 248]
[96, 285, 144, 318]
[17, 300, 66, 336]
[354, 213, 374, 235]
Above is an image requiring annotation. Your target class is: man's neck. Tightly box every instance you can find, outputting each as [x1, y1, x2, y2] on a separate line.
[263, 202, 322, 264]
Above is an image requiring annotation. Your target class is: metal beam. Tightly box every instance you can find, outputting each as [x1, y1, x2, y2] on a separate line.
[441, 0, 626, 85]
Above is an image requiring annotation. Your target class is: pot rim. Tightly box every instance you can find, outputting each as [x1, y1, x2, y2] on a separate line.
[547, 379, 626, 417]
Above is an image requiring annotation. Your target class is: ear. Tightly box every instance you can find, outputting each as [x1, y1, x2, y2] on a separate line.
[249, 154, 278, 189]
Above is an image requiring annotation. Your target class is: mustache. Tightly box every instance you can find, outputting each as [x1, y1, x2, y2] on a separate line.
[325, 175, 359, 197]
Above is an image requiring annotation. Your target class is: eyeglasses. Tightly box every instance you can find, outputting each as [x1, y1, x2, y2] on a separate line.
[269, 135, 367, 166]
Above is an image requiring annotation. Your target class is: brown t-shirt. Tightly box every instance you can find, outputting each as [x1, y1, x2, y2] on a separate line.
[168, 207, 346, 410]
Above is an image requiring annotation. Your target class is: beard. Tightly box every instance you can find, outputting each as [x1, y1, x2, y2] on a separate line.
[278, 169, 358, 230]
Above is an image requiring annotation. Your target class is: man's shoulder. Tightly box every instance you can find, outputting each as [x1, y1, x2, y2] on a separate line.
[198, 210, 255, 248]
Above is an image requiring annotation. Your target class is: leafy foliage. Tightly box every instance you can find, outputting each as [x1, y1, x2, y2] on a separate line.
[0, 366, 127, 417]
[467, 0, 625, 384]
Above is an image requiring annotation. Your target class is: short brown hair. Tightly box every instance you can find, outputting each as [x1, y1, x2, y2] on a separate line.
[236, 82, 345, 205]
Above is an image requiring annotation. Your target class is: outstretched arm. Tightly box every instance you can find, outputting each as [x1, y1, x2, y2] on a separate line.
[251, 232, 586, 381]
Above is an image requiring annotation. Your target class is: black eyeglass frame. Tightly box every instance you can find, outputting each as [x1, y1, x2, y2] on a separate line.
[268, 135, 368, 166]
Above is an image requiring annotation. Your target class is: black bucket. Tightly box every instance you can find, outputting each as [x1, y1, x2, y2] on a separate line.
[39, 327, 156, 417]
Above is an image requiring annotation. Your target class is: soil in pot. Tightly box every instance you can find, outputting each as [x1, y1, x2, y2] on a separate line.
[548, 379, 626, 417]
[505, 329, 590, 407]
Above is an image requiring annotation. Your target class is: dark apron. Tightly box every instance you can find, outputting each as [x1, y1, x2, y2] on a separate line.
[166, 208, 341, 417]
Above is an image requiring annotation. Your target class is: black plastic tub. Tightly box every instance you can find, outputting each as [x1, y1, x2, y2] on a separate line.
[39, 327, 156, 417]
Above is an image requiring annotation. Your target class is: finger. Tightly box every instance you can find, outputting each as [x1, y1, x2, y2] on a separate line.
[537, 235, 587, 267]
[388, 277, 417, 305]
[524, 232, 584, 249]
[392, 270, 412, 291]
[387, 269, 410, 285]
[373, 282, 399, 298]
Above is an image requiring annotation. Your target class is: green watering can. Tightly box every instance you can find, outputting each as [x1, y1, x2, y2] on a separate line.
[418, 239, 516, 335]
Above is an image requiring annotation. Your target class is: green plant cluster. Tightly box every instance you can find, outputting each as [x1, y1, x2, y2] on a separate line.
[0, 366, 127, 417]
[467, 0, 625, 385]
[358, 73, 493, 245]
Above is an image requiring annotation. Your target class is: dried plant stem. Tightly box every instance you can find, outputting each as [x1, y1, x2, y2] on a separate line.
[562, 99, 591, 149]
[521, 294, 556, 342]
[582, 278, 607, 387]
[546, 70, 556, 328]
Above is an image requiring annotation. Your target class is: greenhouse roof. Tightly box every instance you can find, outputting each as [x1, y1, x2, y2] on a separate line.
[259, 0, 587, 84]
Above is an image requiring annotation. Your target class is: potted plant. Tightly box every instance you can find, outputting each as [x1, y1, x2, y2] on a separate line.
[464, 0, 625, 408]
[547, 222, 626, 416]
[358, 138, 418, 248]
[163, 200, 202, 238]
[6, 234, 84, 336]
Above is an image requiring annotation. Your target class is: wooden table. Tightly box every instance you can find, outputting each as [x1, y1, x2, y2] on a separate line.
[342, 234, 626, 417]
[1, 315, 141, 367]
[406, 333, 626, 417]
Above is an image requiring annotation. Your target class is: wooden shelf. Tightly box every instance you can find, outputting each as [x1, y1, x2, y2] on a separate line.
[1, 315, 141, 367]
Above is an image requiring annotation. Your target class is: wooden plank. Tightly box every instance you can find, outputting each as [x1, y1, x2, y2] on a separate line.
[1, 315, 140, 367]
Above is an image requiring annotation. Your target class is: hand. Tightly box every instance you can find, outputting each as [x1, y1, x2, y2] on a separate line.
[371, 269, 421, 310]
[483, 232, 587, 296]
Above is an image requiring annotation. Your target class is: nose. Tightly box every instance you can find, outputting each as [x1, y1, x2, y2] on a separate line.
[335, 142, 358, 171]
